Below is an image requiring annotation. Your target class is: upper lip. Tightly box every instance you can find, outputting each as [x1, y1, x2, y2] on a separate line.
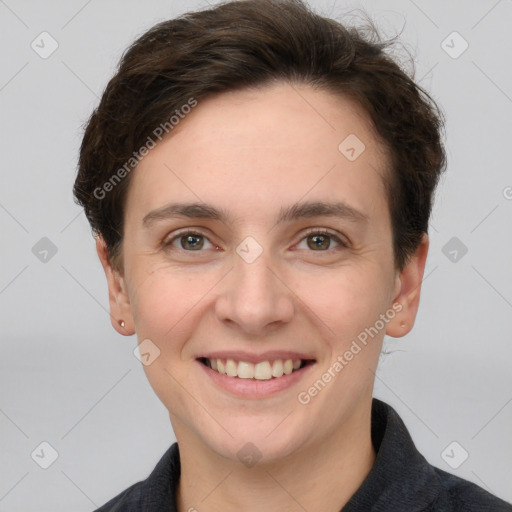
[197, 351, 316, 364]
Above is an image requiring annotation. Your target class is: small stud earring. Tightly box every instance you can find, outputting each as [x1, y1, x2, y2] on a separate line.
[400, 321, 406, 328]
[119, 320, 125, 328]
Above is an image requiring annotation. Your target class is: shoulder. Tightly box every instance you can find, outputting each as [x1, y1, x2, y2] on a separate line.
[429, 467, 512, 511]
[92, 443, 180, 512]
[355, 399, 512, 512]
[93, 481, 144, 512]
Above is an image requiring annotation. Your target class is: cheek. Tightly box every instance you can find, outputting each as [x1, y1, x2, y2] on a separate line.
[128, 256, 394, 353]
[127, 265, 214, 408]
[290, 263, 392, 345]
[127, 262, 212, 347]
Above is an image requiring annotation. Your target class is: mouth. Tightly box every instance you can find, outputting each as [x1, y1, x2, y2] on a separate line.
[197, 357, 315, 380]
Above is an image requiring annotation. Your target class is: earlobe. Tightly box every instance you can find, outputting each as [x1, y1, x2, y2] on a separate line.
[386, 234, 429, 338]
[96, 237, 135, 336]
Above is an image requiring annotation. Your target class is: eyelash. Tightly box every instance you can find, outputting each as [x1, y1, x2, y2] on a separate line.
[298, 228, 349, 250]
[163, 228, 349, 253]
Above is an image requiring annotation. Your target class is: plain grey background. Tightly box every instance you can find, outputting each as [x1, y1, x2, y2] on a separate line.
[1, 0, 511, 510]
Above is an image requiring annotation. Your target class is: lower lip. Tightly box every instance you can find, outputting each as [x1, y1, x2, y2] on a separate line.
[197, 360, 315, 399]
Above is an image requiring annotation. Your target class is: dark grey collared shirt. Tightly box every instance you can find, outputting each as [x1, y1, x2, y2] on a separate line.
[94, 399, 512, 511]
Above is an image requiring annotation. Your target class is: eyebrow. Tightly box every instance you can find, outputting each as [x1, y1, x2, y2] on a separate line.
[142, 200, 368, 227]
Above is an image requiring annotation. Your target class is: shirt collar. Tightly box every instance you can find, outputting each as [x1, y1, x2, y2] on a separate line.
[342, 398, 441, 511]
[139, 398, 441, 512]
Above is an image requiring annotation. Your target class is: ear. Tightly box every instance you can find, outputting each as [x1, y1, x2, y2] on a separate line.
[386, 234, 429, 338]
[96, 237, 135, 336]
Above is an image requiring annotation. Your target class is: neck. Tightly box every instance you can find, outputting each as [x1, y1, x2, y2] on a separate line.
[175, 402, 375, 512]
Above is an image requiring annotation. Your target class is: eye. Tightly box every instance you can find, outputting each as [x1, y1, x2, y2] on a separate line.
[162, 228, 347, 253]
[164, 231, 216, 251]
[295, 229, 348, 251]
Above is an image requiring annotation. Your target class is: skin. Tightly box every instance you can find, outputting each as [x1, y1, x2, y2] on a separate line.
[97, 82, 428, 511]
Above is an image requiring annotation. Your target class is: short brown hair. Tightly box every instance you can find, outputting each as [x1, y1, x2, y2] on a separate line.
[74, 0, 446, 270]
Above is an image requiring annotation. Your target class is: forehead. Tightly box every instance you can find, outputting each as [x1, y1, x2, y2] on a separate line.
[128, 83, 390, 225]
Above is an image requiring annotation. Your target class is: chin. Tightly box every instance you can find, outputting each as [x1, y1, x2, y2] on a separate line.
[198, 414, 312, 467]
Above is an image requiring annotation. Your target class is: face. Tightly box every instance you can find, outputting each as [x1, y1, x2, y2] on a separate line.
[99, 83, 427, 464]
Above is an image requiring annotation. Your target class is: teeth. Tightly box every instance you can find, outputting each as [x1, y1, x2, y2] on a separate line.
[283, 359, 293, 375]
[206, 358, 304, 379]
[237, 361, 254, 379]
[254, 361, 272, 380]
[225, 359, 238, 377]
[272, 359, 283, 378]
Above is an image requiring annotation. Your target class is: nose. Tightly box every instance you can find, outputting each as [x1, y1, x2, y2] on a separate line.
[214, 249, 295, 335]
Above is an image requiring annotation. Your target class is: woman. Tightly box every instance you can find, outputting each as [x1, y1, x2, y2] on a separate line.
[73, 0, 512, 510]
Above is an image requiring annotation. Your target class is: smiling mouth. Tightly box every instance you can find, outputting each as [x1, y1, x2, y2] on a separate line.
[198, 357, 315, 380]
